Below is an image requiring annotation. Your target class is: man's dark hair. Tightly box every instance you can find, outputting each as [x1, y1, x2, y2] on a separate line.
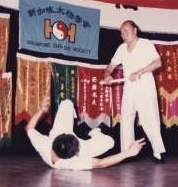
[52, 134, 79, 159]
[123, 20, 141, 36]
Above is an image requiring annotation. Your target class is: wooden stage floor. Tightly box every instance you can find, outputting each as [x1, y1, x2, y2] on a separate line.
[0, 154, 178, 187]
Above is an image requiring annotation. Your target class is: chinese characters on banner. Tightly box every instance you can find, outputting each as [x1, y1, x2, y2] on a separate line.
[51, 59, 112, 128]
[51, 60, 77, 110]
[15, 53, 52, 125]
[155, 42, 178, 128]
[77, 65, 111, 128]
[0, 73, 12, 149]
[0, 13, 10, 73]
[15, 41, 178, 129]
[19, 0, 100, 59]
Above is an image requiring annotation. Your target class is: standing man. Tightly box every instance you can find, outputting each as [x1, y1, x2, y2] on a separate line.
[104, 20, 165, 163]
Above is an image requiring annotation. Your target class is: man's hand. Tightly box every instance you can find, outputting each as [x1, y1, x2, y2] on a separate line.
[92, 138, 146, 169]
[104, 75, 114, 85]
[129, 70, 142, 82]
[40, 96, 51, 114]
[26, 96, 51, 131]
[125, 138, 146, 157]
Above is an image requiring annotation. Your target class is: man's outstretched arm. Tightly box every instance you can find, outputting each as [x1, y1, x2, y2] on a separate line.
[92, 138, 146, 169]
[25, 96, 50, 131]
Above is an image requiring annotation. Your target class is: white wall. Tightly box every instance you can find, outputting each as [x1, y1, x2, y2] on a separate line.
[0, 0, 178, 34]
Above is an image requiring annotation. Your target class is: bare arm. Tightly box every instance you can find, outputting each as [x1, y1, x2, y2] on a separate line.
[92, 138, 146, 169]
[104, 62, 117, 84]
[130, 58, 162, 81]
[25, 96, 51, 132]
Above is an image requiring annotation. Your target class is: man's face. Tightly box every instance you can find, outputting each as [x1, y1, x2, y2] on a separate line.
[120, 23, 137, 44]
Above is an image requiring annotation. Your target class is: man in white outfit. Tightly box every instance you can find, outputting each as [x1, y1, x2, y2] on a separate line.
[104, 20, 165, 163]
[26, 96, 145, 170]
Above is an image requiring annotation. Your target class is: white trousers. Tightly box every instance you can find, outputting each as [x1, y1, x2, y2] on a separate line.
[120, 94, 166, 154]
[49, 99, 114, 157]
[49, 99, 77, 140]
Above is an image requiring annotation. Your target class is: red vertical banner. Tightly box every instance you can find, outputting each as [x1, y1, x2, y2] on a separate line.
[111, 67, 124, 126]
[15, 53, 52, 125]
[0, 13, 10, 73]
[155, 42, 178, 127]
[77, 65, 111, 128]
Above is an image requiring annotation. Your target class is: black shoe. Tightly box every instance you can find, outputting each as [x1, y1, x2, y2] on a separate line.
[152, 155, 165, 164]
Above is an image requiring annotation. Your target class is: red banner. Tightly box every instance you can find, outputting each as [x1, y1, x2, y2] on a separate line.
[111, 67, 123, 126]
[95, 0, 178, 9]
[15, 41, 178, 129]
[77, 65, 111, 128]
[155, 42, 178, 127]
